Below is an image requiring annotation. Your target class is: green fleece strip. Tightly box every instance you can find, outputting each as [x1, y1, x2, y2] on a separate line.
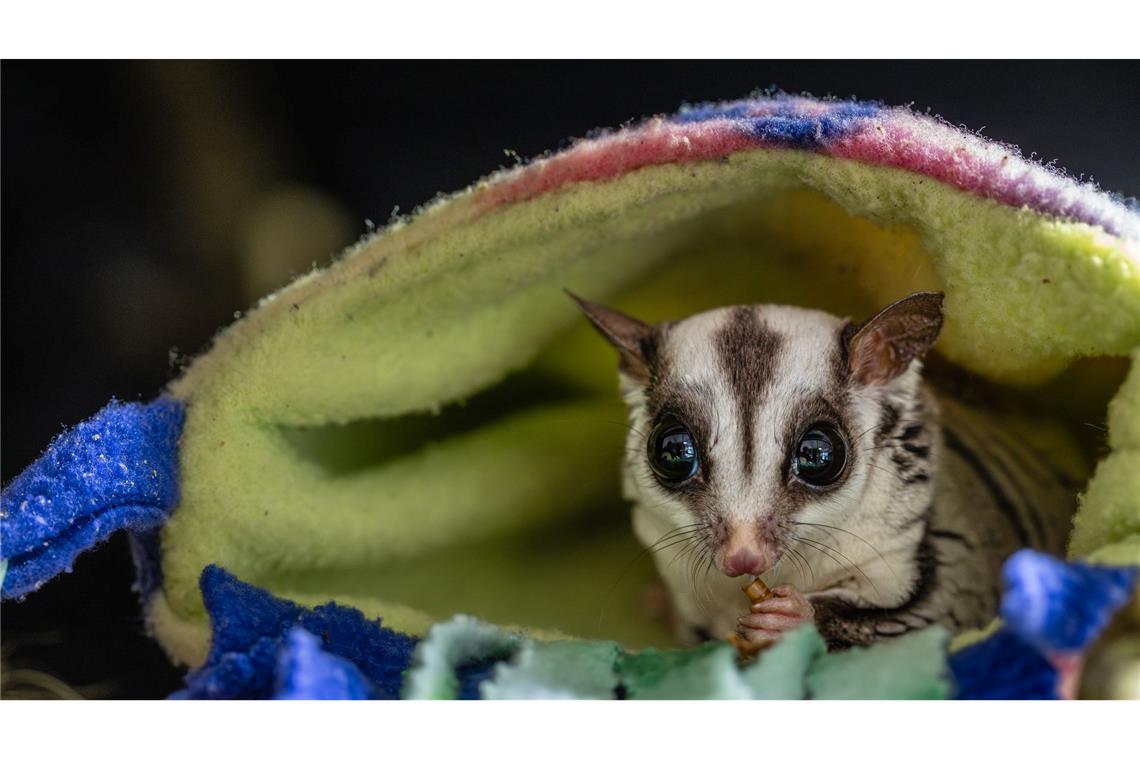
[807, 628, 957, 697]
[463, 621, 944, 700]
[482, 640, 622, 699]
[617, 642, 755, 699]
[741, 625, 829, 699]
[805, 627, 952, 699]
[402, 615, 520, 700]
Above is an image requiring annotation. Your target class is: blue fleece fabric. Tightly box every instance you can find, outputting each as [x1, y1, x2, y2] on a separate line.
[672, 98, 880, 148]
[128, 529, 165, 599]
[1000, 549, 1138, 654]
[0, 398, 183, 600]
[948, 551, 1138, 699]
[948, 629, 1060, 699]
[455, 659, 505, 700]
[175, 566, 419, 699]
[275, 627, 375, 699]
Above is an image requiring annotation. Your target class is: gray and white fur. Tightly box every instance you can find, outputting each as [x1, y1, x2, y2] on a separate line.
[571, 291, 1076, 650]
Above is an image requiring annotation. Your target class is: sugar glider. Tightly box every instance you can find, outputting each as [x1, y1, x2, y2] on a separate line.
[570, 291, 1076, 650]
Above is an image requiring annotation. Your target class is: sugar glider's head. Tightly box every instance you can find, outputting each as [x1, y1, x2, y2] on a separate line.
[570, 291, 944, 579]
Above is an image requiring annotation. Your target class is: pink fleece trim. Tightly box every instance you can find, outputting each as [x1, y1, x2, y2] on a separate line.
[830, 112, 1139, 241]
[471, 98, 1138, 243]
[476, 118, 754, 210]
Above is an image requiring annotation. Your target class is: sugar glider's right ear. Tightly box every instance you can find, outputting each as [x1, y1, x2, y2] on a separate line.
[565, 290, 654, 382]
[846, 290, 944, 386]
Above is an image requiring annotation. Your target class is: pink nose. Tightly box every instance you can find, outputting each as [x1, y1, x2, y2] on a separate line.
[723, 547, 767, 577]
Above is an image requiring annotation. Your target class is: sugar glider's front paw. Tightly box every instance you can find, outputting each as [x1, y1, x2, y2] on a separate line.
[735, 584, 814, 646]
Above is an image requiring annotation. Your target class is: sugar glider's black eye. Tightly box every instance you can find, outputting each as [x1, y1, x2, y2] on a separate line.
[792, 423, 847, 486]
[647, 416, 699, 484]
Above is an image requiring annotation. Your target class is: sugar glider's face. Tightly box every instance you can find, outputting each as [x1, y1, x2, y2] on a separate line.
[570, 291, 943, 579]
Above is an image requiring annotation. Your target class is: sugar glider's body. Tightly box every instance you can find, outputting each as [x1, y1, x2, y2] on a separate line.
[572, 291, 1077, 650]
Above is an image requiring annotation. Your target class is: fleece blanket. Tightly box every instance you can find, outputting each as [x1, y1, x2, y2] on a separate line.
[3, 94, 1139, 698]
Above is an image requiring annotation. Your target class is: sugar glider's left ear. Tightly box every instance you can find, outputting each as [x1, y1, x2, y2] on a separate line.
[566, 290, 655, 382]
[846, 291, 944, 386]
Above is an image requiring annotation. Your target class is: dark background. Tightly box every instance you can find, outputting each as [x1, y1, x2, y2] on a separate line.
[3, 61, 1138, 698]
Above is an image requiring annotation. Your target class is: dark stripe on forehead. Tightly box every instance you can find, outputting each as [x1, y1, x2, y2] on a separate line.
[715, 307, 781, 476]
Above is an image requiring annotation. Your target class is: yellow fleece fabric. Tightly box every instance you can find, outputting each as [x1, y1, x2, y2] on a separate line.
[152, 146, 1140, 667]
